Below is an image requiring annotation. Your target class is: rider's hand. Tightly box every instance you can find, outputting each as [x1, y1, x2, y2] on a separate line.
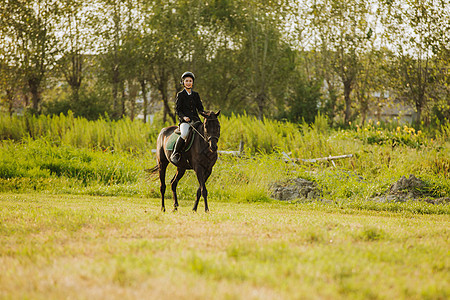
[184, 117, 191, 122]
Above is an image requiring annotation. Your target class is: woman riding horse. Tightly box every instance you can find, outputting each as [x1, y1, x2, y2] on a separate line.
[171, 71, 206, 164]
[147, 71, 219, 212]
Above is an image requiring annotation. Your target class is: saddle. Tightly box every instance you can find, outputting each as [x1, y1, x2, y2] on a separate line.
[167, 121, 202, 152]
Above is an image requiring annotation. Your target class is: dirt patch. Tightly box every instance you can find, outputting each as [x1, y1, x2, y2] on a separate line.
[269, 178, 322, 201]
[372, 174, 449, 204]
[270, 174, 449, 205]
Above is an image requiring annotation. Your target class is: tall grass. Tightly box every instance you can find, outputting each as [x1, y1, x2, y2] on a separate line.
[0, 112, 160, 153]
[0, 112, 449, 205]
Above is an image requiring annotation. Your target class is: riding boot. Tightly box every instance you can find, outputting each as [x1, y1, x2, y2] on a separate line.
[170, 136, 185, 164]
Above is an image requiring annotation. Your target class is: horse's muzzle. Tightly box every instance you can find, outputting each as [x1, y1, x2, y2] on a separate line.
[208, 137, 219, 152]
[210, 144, 218, 152]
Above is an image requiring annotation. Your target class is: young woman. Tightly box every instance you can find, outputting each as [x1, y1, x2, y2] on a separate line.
[171, 71, 205, 164]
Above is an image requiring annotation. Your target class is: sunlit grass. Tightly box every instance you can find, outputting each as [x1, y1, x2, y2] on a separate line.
[0, 112, 449, 204]
[0, 193, 448, 299]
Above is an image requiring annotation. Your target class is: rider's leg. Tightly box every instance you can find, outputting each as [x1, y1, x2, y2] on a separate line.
[170, 123, 189, 164]
[179, 122, 190, 140]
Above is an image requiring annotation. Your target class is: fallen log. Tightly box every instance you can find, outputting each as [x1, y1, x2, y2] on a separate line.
[297, 154, 353, 163]
[282, 152, 353, 166]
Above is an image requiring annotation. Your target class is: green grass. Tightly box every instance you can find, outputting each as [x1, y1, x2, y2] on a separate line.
[0, 193, 448, 299]
[1, 134, 449, 204]
[1, 112, 449, 299]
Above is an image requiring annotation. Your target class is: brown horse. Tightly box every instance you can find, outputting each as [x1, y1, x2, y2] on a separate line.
[148, 110, 221, 212]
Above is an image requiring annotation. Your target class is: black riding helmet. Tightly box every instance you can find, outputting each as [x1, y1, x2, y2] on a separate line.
[180, 71, 195, 85]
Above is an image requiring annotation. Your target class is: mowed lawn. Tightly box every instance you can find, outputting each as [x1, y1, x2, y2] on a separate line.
[1, 193, 449, 300]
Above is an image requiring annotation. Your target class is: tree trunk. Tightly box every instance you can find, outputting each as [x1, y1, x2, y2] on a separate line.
[140, 79, 148, 123]
[343, 80, 352, 124]
[128, 80, 139, 121]
[112, 64, 120, 118]
[256, 92, 266, 120]
[6, 89, 14, 117]
[325, 82, 338, 125]
[160, 84, 175, 123]
[121, 87, 126, 118]
[28, 77, 41, 113]
[66, 53, 83, 103]
[413, 94, 423, 125]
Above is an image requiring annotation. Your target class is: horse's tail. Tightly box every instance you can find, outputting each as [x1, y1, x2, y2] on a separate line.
[144, 165, 159, 181]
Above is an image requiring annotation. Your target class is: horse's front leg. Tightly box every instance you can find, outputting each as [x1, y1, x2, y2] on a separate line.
[202, 170, 212, 213]
[193, 187, 201, 212]
[203, 184, 209, 213]
[193, 185, 208, 212]
[193, 169, 209, 213]
[171, 168, 186, 212]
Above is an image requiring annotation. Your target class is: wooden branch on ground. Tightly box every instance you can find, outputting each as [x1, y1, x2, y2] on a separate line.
[297, 154, 353, 163]
[282, 152, 353, 165]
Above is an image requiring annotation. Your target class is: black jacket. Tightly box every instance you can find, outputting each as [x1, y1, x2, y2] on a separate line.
[175, 89, 204, 124]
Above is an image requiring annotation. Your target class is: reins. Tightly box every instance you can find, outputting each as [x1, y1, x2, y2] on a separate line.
[188, 121, 219, 143]
[188, 122, 208, 142]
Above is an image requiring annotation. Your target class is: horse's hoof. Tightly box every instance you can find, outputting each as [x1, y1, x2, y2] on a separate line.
[161, 207, 166, 212]
[172, 208, 178, 213]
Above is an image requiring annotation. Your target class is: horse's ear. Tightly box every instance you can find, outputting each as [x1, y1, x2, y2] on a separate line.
[215, 110, 221, 117]
[200, 111, 209, 118]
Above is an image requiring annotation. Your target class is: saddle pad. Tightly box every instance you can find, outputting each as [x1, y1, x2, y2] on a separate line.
[166, 131, 195, 152]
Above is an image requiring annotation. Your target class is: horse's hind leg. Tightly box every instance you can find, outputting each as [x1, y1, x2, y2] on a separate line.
[159, 161, 168, 212]
[170, 168, 186, 212]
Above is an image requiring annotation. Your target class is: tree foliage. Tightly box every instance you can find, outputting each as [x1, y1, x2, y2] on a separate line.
[0, 0, 448, 127]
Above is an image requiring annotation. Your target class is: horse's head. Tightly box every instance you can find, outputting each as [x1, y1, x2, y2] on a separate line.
[200, 110, 221, 152]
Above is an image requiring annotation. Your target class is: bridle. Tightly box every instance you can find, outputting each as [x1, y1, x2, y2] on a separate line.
[188, 119, 220, 145]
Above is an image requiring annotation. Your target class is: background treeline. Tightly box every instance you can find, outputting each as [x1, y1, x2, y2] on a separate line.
[0, 0, 449, 126]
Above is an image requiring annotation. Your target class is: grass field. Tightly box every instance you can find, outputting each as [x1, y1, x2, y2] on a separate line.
[1, 113, 449, 299]
[1, 193, 448, 299]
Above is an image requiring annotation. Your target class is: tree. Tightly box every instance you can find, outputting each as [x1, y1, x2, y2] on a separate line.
[57, 0, 87, 104]
[282, 59, 322, 124]
[1, 0, 61, 113]
[189, 0, 249, 115]
[0, 60, 23, 116]
[305, 0, 377, 124]
[381, 0, 450, 125]
[0, 4, 23, 115]
[354, 49, 386, 125]
[240, 1, 294, 119]
[95, 0, 142, 119]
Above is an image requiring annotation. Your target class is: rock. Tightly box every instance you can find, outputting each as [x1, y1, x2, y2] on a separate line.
[269, 178, 322, 201]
